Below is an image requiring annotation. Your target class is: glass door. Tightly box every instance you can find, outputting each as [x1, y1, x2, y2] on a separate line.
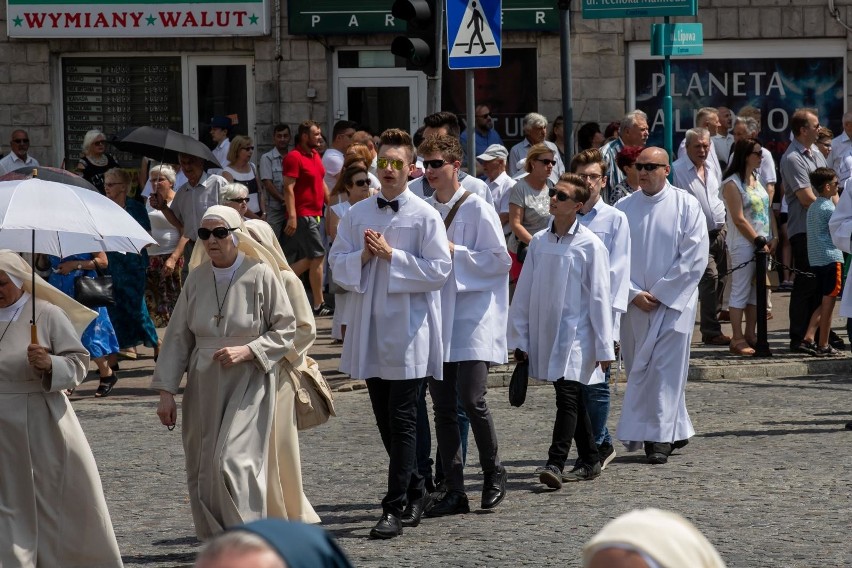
[187, 56, 255, 148]
[337, 75, 423, 135]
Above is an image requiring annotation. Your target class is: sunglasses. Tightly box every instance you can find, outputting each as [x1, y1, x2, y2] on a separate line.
[536, 158, 557, 166]
[423, 159, 451, 170]
[476, 113, 492, 118]
[377, 157, 406, 171]
[93, 140, 106, 145]
[634, 163, 667, 172]
[227, 197, 250, 204]
[351, 179, 370, 187]
[241, 146, 255, 151]
[548, 188, 575, 202]
[12, 138, 28, 144]
[198, 226, 237, 240]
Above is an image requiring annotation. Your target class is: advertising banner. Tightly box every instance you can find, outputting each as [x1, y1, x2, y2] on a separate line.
[8, 0, 269, 37]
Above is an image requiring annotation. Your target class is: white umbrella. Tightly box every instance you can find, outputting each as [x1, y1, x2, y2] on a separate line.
[0, 178, 157, 340]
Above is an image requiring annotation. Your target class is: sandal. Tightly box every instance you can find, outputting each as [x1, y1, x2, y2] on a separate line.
[729, 339, 755, 356]
[95, 373, 118, 398]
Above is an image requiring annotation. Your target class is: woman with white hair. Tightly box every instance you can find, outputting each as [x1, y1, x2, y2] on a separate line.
[146, 164, 187, 328]
[76, 128, 120, 194]
[220, 182, 251, 218]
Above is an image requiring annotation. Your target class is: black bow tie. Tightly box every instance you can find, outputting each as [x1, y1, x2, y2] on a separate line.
[377, 197, 399, 212]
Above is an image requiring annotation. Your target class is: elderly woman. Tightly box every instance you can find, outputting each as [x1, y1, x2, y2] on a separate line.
[104, 167, 159, 362]
[0, 250, 123, 566]
[152, 205, 301, 538]
[76, 129, 120, 194]
[220, 182, 251, 218]
[606, 145, 643, 205]
[222, 135, 263, 219]
[508, 142, 556, 282]
[146, 164, 187, 328]
[722, 139, 777, 356]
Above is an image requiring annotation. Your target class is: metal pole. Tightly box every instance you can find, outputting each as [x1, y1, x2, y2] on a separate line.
[558, 0, 573, 157]
[466, 70, 476, 170]
[663, 16, 673, 162]
[754, 248, 772, 357]
[427, 0, 444, 115]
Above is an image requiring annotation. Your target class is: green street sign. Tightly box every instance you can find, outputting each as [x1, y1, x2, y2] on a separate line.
[651, 23, 703, 56]
[581, 0, 697, 19]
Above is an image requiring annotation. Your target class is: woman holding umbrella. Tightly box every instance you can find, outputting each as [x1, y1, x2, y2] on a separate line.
[76, 129, 120, 194]
[0, 250, 123, 566]
[103, 168, 159, 362]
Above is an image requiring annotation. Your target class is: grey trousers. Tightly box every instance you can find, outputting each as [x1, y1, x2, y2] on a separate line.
[699, 228, 727, 340]
[428, 360, 501, 493]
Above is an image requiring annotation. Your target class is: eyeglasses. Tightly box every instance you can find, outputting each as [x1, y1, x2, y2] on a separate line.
[227, 197, 250, 204]
[12, 138, 28, 144]
[241, 146, 255, 151]
[548, 188, 575, 202]
[536, 158, 557, 166]
[576, 173, 602, 182]
[634, 163, 667, 172]
[198, 226, 237, 240]
[351, 179, 370, 187]
[377, 157, 406, 171]
[423, 159, 451, 170]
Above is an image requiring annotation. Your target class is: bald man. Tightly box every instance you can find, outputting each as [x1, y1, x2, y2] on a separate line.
[614, 147, 709, 465]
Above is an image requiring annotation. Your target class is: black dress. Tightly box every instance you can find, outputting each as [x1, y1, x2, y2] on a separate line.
[78, 154, 120, 194]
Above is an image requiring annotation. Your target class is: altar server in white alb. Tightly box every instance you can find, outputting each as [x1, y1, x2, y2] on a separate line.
[509, 173, 615, 491]
[614, 147, 709, 465]
[418, 134, 511, 517]
[328, 128, 452, 540]
[570, 148, 631, 471]
[828, 171, 852, 430]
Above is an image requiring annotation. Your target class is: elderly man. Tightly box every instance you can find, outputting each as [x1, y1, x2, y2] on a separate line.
[478, 144, 514, 229]
[508, 112, 565, 184]
[149, 153, 228, 281]
[828, 111, 852, 186]
[672, 128, 729, 346]
[0, 129, 39, 175]
[615, 147, 708, 465]
[460, 104, 503, 173]
[677, 107, 723, 181]
[600, 110, 649, 195]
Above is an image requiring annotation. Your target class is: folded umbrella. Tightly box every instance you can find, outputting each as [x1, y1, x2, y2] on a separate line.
[108, 126, 221, 170]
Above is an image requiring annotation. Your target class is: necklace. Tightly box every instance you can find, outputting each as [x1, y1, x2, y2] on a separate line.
[212, 271, 237, 327]
[0, 307, 22, 349]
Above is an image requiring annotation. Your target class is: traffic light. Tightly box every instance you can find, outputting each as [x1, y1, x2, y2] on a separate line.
[391, 0, 438, 77]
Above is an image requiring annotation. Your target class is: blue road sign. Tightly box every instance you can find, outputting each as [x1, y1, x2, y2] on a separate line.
[447, 0, 502, 70]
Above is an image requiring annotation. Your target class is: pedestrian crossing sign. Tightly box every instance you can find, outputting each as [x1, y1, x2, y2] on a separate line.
[447, 0, 502, 70]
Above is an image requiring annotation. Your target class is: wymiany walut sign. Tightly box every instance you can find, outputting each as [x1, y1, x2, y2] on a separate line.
[581, 0, 697, 19]
[289, 0, 556, 34]
[7, 0, 269, 37]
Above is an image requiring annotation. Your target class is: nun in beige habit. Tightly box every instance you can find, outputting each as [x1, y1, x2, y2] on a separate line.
[0, 250, 123, 567]
[152, 206, 299, 540]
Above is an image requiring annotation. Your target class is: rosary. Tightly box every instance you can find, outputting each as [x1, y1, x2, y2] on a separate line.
[212, 271, 237, 327]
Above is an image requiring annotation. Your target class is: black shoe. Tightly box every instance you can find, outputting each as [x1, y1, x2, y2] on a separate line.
[537, 464, 562, 489]
[562, 460, 602, 482]
[846, 422, 852, 430]
[369, 512, 402, 539]
[400, 494, 430, 527]
[312, 302, 334, 317]
[94, 373, 118, 398]
[424, 491, 470, 517]
[481, 466, 507, 509]
[829, 331, 845, 350]
[598, 442, 616, 470]
[671, 439, 689, 452]
[644, 441, 672, 464]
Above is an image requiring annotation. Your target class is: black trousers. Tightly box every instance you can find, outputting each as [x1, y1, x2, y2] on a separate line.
[789, 233, 821, 344]
[699, 228, 727, 339]
[366, 378, 424, 517]
[429, 361, 501, 493]
[548, 379, 599, 470]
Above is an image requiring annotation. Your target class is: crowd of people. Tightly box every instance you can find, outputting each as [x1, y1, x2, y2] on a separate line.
[2, 103, 851, 565]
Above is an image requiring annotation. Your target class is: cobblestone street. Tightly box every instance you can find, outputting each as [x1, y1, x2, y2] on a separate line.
[74, 354, 852, 567]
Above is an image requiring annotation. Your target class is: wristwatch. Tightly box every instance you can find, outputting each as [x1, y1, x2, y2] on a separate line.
[76, 263, 83, 270]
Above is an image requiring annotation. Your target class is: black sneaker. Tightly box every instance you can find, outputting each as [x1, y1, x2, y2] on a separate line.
[537, 464, 562, 489]
[562, 461, 601, 482]
[312, 303, 334, 316]
[829, 331, 845, 350]
[598, 442, 617, 470]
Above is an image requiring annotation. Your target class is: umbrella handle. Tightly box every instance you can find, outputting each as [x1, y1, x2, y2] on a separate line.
[31, 324, 38, 345]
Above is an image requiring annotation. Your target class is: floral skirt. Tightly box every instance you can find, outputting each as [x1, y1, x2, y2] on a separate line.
[145, 254, 184, 328]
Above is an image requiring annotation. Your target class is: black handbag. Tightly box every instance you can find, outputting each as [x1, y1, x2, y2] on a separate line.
[508, 358, 529, 407]
[74, 262, 115, 308]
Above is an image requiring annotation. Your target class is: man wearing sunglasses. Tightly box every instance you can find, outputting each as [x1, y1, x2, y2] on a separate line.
[459, 104, 503, 175]
[613, 147, 708, 465]
[0, 129, 39, 176]
[329, 128, 451, 539]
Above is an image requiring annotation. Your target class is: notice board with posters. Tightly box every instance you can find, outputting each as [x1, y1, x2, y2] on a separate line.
[629, 39, 846, 160]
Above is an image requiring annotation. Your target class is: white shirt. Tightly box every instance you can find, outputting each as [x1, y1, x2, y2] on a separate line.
[672, 157, 726, 232]
[329, 189, 452, 380]
[408, 172, 494, 206]
[170, 172, 228, 240]
[828, 131, 852, 185]
[322, 148, 345, 190]
[211, 138, 231, 172]
[508, 218, 614, 383]
[712, 133, 734, 168]
[508, 139, 565, 185]
[678, 138, 722, 185]
[426, 189, 510, 364]
[488, 170, 516, 235]
[0, 153, 38, 176]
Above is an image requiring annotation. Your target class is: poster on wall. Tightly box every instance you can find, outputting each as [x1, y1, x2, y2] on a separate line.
[7, 0, 269, 37]
[632, 49, 844, 159]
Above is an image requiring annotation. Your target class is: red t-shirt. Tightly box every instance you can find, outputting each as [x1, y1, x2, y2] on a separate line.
[282, 147, 326, 217]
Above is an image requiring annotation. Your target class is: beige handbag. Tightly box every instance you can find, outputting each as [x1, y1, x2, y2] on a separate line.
[292, 356, 336, 430]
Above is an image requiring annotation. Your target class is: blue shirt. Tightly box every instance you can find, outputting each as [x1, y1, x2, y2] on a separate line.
[807, 196, 843, 266]
[460, 128, 504, 167]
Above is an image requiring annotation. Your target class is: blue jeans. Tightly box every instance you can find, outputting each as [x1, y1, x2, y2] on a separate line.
[582, 370, 612, 447]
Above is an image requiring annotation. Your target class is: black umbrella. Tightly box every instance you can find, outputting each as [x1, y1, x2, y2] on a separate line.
[108, 126, 221, 170]
[0, 166, 98, 192]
